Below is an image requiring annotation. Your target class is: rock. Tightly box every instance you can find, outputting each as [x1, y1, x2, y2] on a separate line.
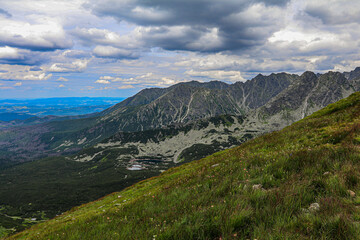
[348, 190, 356, 197]
[211, 164, 219, 168]
[252, 184, 263, 190]
[308, 203, 320, 212]
[323, 171, 330, 176]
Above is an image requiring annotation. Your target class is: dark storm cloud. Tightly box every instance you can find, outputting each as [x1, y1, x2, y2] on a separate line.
[84, 0, 290, 52]
[0, 8, 12, 18]
[86, 0, 289, 26]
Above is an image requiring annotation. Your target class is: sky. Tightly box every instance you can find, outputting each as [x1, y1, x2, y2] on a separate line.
[0, 0, 360, 98]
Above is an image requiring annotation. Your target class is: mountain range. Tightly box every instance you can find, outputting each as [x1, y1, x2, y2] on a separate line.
[1, 67, 360, 236]
[1, 68, 359, 164]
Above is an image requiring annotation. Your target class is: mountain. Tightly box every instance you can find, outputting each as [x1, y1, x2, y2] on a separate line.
[6, 91, 360, 239]
[254, 71, 356, 129]
[0, 73, 298, 162]
[3, 69, 353, 164]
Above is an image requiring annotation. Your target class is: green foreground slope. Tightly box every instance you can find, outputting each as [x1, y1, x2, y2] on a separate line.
[7, 92, 360, 239]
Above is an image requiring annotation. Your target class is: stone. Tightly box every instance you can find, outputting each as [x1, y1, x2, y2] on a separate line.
[347, 190, 356, 198]
[323, 171, 330, 176]
[252, 184, 263, 190]
[308, 203, 320, 212]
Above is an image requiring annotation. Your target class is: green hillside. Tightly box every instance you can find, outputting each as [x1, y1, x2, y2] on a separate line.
[6, 92, 360, 239]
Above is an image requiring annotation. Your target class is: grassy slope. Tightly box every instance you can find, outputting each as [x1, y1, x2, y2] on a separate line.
[6, 92, 360, 239]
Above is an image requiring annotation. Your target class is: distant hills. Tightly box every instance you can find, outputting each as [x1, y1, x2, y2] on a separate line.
[0, 97, 125, 122]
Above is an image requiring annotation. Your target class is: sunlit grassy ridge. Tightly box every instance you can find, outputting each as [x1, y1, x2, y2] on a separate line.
[7, 92, 360, 239]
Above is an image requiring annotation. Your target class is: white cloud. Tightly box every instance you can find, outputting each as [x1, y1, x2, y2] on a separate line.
[56, 77, 69, 82]
[23, 72, 52, 81]
[96, 73, 180, 87]
[186, 70, 245, 82]
[0, 65, 53, 81]
[118, 85, 135, 89]
[58, 84, 65, 87]
[95, 79, 110, 84]
[0, 46, 19, 59]
[48, 59, 90, 73]
[0, 17, 72, 51]
[14, 82, 22, 86]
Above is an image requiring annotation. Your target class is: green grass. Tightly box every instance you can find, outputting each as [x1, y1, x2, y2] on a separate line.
[5, 92, 360, 239]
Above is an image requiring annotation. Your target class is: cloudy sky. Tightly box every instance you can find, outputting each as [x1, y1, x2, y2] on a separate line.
[0, 0, 360, 98]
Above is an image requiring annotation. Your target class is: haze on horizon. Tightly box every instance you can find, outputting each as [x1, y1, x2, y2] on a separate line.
[0, 0, 359, 99]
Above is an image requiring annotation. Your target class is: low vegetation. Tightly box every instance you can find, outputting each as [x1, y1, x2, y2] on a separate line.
[6, 92, 360, 239]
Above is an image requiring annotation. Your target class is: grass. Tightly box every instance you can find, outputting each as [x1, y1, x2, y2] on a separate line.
[5, 92, 360, 239]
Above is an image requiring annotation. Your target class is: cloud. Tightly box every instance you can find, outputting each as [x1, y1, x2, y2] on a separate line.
[23, 73, 52, 81]
[0, 71, 52, 81]
[93, 45, 139, 59]
[29, 66, 42, 71]
[0, 46, 20, 59]
[186, 69, 245, 82]
[48, 59, 90, 73]
[84, 0, 288, 52]
[0, 8, 11, 18]
[304, 0, 360, 25]
[0, 46, 48, 65]
[72, 27, 142, 48]
[14, 82, 22, 86]
[95, 79, 110, 84]
[118, 85, 135, 89]
[98, 73, 180, 87]
[62, 50, 92, 59]
[86, 0, 289, 26]
[0, 17, 72, 51]
[56, 77, 69, 82]
[58, 84, 65, 88]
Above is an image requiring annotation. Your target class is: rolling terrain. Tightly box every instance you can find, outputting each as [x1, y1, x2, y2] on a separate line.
[6, 91, 360, 239]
